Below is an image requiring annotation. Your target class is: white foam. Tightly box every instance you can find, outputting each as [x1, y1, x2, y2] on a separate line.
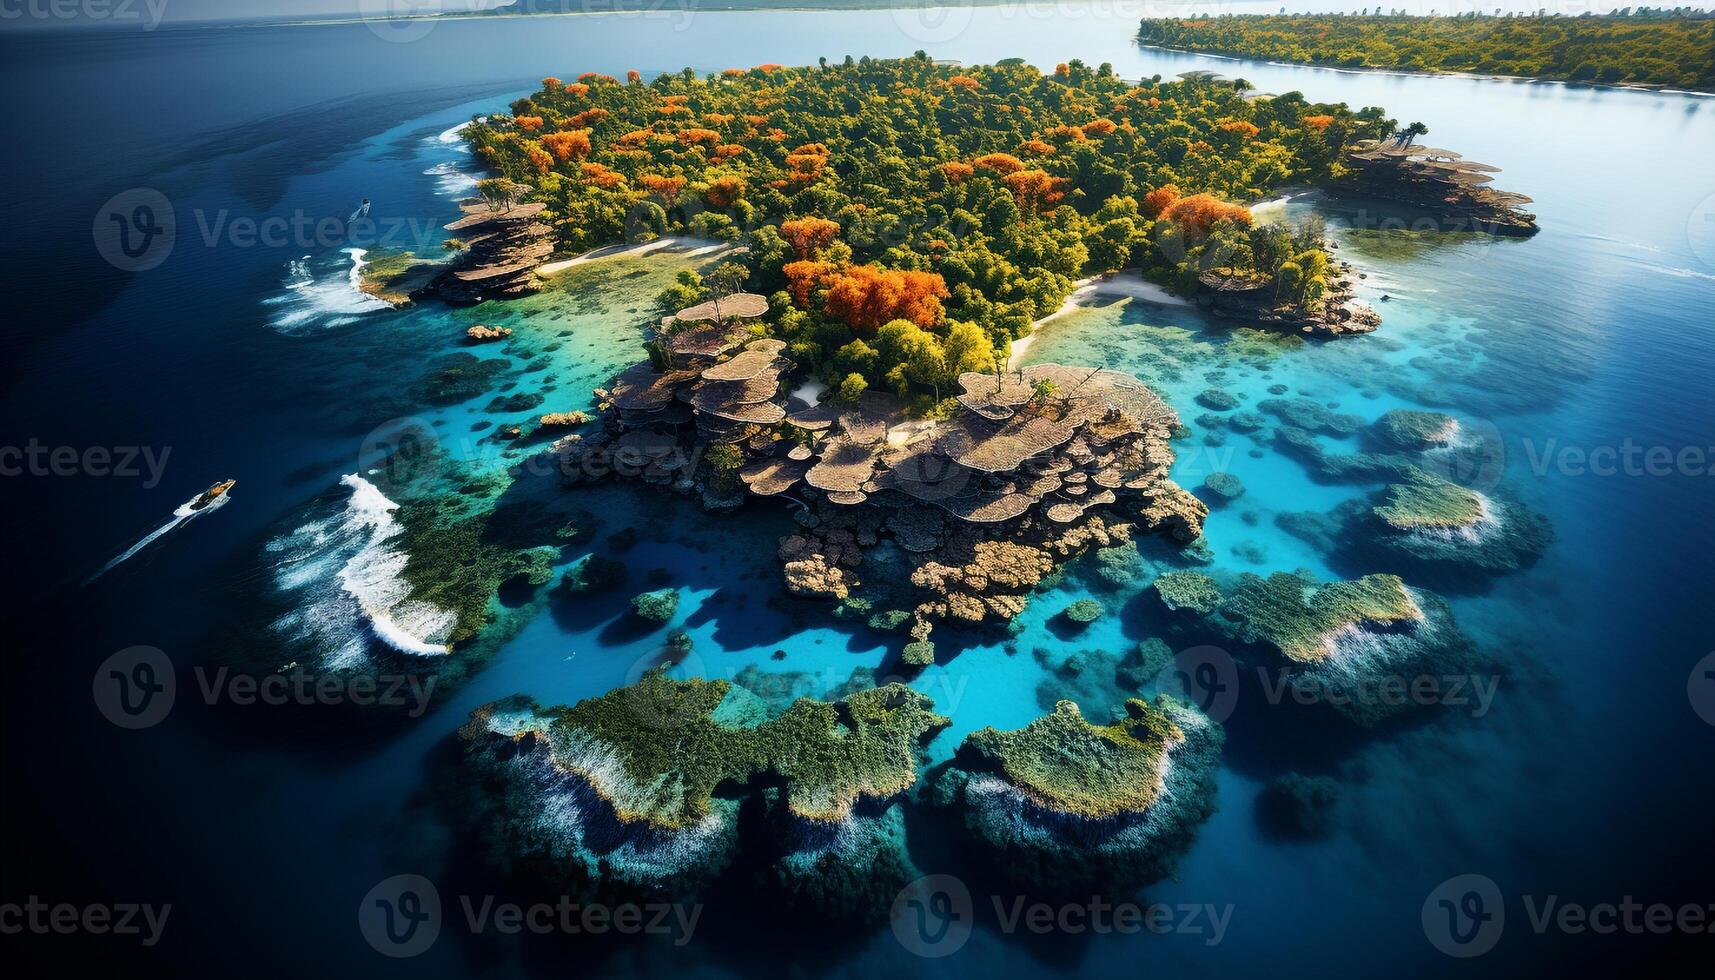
[264, 249, 391, 334]
[425, 160, 477, 197]
[267, 474, 456, 667]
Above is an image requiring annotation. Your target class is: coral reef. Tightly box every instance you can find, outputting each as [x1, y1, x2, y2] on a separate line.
[1197, 388, 1240, 411]
[1200, 569, 1480, 726]
[1257, 398, 1364, 436]
[1060, 598, 1105, 628]
[455, 672, 949, 903]
[1153, 570, 1223, 615]
[1279, 474, 1551, 584]
[1203, 471, 1246, 501]
[408, 352, 509, 407]
[1371, 409, 1458, 452]
[558, 554, 627, 594]
[465, 324, 513, 343]
[931, 696, 1223, 893]
[630, 589, 680, 624]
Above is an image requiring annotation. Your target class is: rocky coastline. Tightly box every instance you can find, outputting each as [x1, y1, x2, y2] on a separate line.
[1195, 245, 1381, 339]
[435, 198, 555, 304]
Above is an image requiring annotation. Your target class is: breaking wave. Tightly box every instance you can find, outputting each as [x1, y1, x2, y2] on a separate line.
[265, 473, 455, 670]
[262, 248, 390, 334]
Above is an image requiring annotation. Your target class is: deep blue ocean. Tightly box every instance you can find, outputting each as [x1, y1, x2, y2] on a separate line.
[2, 5, 1713, 978]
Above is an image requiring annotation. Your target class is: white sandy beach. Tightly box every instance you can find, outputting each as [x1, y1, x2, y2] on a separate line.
[1007, 271, 1191, 369]
[537, 236, 734, 276]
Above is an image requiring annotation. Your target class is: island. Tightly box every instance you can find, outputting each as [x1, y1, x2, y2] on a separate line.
[461, 56, 1404, 345]
[1137, 11, 1715, 92]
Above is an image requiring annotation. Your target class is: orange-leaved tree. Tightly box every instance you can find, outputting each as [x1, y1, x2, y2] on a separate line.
[1141, 184, 1181, 218]
[1162, 193, 1252, 237]
[780, 216, 841, 259]
[782, 260, 835, 307]
[972, 153, 1025, 175]
[539, 129, 592, 164]
[822, 265, 949, 333]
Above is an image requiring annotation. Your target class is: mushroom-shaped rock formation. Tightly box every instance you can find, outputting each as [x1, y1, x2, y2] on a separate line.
[1343, 140, 1538, 236]
[672, 292, 769, 324]
[739, 456, 811, 497]
[805, 438, 880, 495]
[438, 200, 553, 303]
[699, 339, 789, 382]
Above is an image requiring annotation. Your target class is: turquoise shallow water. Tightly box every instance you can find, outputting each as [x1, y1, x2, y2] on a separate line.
[3, 6, 1713, 978]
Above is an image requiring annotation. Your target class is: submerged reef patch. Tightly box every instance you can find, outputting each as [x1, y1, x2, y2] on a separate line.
[1279, 474, 1551, 586]
[455, 670, 949, 905]
[931, 696, 1222, 894]
[1198, 569, 1480, 727]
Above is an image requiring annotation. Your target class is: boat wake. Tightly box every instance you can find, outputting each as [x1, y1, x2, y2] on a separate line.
[86, 493, 230, 584]
[265, 474, 455, 671]
[262, 247, 391, 333]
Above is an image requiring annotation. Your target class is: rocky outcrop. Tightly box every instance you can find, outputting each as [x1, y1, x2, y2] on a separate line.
[464, 324, 513, 343]
[437, 200, 553, 304]
[1197, 253, 1381, 338]
[1339, 140, 1539, 236]
[454, 673, 948, 904]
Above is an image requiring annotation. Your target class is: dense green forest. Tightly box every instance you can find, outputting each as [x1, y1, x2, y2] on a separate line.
[466, 56, 1390, 407]
[1138, 12, 1715, 90]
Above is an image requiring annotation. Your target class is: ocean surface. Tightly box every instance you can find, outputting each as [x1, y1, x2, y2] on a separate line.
[2, 5, 1712, 977]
